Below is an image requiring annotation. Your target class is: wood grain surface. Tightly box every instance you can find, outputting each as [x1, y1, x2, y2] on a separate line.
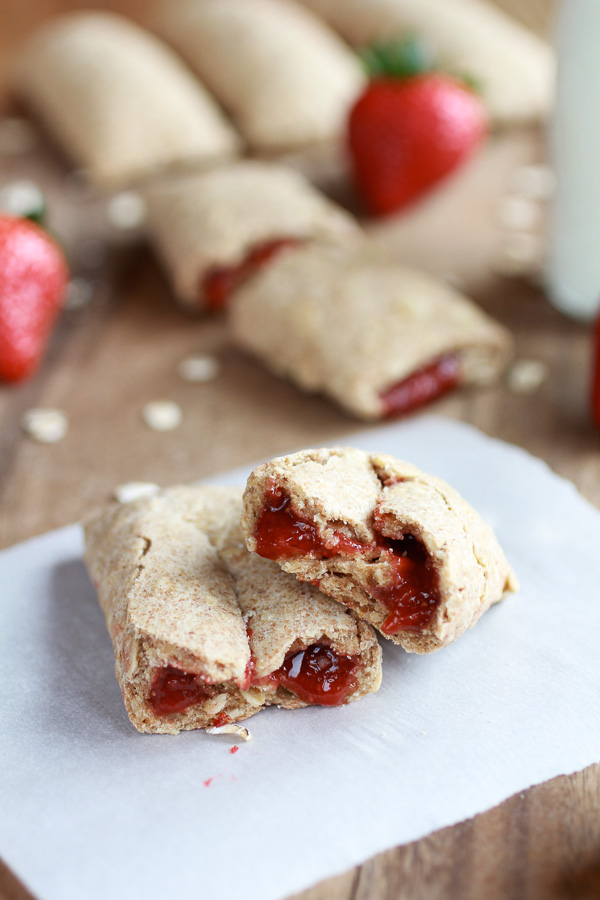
[4, 2, 600, 900]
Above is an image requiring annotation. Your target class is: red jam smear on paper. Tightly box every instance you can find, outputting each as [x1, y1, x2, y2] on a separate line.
[202, 238, 299, 310]
[275, 644, 360, 706]
[149, 666, 210, 717]
[253, 484, 364, 561]
[380, 353, 461, 418]
[370, 534, 439, 633]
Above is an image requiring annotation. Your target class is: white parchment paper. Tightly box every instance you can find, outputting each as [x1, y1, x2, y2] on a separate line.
[2, 417, 600, 900]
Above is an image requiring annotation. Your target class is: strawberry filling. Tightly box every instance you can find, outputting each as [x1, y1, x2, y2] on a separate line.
[380, 353, 461, 418]
[369, 535, 438, 632]
[253, 488, 440, 634]
[211, 711, 232, 727]
[275, 644, 360, 706]
[149, 665, 210, 717]
[249, 644, 359, 705]
[201, 238, 299, 310]
[254, 484, 365, 560]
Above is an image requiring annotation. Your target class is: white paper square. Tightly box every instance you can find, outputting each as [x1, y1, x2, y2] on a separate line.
[2, 417, 600, 900]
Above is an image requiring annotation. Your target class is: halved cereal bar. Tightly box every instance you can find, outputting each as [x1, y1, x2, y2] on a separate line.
[242, 448, 517, 653]
[84, 485, 381, 733]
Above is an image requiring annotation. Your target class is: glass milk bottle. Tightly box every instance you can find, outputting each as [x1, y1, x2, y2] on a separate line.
[547, 0, 600, 321]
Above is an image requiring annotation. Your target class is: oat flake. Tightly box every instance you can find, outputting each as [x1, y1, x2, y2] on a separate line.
[113, 482, 160, 504]
[21, 408, 68, 444]
[106, 191, 146, 231]
[506, 359, 549, 395]
[206, 724, 252, 741]
[177, 354, 220, 383]
[142, 401, 182, 432]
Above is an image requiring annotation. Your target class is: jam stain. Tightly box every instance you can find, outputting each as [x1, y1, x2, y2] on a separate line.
[370, 535, 439, 633]
[230, 745, 239, 755]
[203, 778, 213, 788]
[202, 238, 299, 310]
[276, 644, 360, 706]
[380, 353, 460, 418]
[149, 666, 209, 717]
[254, 484, 364, 561]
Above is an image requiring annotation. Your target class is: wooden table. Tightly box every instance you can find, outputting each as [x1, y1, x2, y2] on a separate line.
[3, 2, 600, 899]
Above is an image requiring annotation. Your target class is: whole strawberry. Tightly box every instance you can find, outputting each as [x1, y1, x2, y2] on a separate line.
[0, 214, 68, 382]
[348, 41, 488, 216]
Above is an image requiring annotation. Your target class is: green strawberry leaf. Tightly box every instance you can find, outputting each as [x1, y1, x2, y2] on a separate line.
[360, 35, 437, 80]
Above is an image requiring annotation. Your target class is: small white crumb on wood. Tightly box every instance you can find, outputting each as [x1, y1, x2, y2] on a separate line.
[21, 408, 68, 443]
[106, 191, 146, 231]
[177, 354, 220, 383]
[506, 359, 549, 394]
[206, 724, 252, 741]
[499, 196, 541, 231]
[493, 233, 544, 277]
[510, 164, 555, 200]
[113, 482, 160, 504]
[142, 401, 182, 432]
[0, 179, 44, 218]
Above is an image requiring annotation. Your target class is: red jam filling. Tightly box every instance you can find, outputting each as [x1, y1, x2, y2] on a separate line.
[370, 535, 438, 633]
[212, 711, 232, 728]
[149, 666, 210, 717]
[202, 238, 299, 310]
[253, 488, 441, 635]
[275, 644, 360, 706]
[380, 353, 461, 418]
[254, 484, 364, 561]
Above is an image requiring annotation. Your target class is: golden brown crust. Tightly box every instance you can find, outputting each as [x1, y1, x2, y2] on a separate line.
[13, 11, 241, 187]
[230, 243, 514, 419]
[143, 161, 362, 308]
[155, 0, 366, 150]
[84, 484, 382, 733]
[242, 448, 518, 652]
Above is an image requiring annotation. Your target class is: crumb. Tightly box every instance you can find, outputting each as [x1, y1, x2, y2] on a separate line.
[506, 359, 549, 395]
[21, 408, 68, 444]
[113, 482, 160, 504]
[0, 179, 45, 220]
[493, 233, 544, 277]
[207, 724, 252, 742]
[142, 401, 182, 432]
[106, 191, 146, 231]
[177, 353, 220, 383]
